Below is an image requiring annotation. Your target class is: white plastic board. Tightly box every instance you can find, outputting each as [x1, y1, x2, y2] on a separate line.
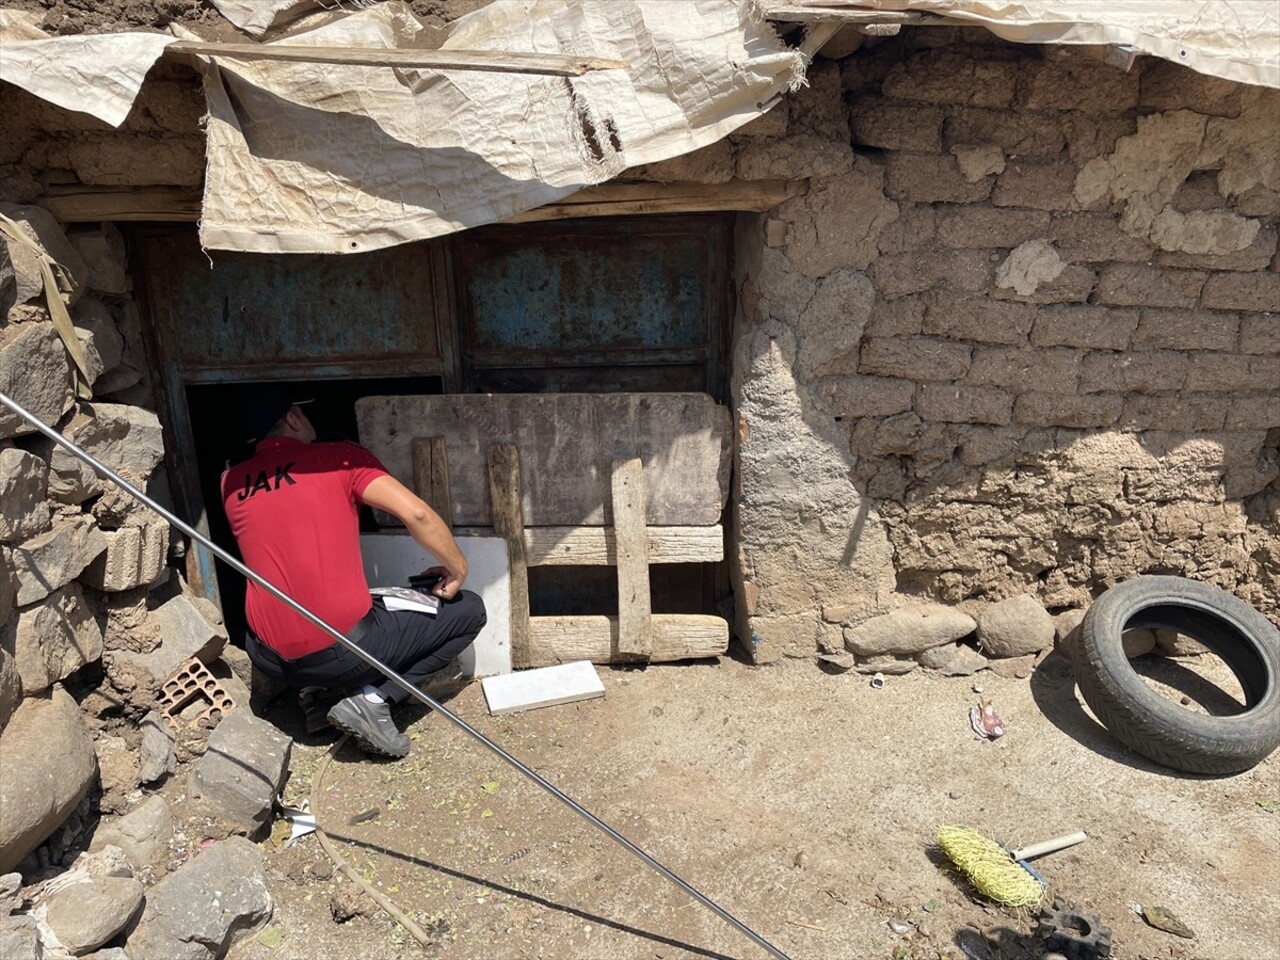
[481, 661, 605, 716]
[360, 533, 511, 677]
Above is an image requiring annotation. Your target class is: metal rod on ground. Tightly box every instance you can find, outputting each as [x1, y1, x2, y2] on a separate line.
[0, 390, 790, 960]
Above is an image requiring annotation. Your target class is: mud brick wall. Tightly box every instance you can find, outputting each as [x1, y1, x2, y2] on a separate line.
[725, 32, 1280, 661]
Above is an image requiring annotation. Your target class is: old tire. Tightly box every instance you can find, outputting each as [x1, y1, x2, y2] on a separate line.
[1073, 576, 1280, 775]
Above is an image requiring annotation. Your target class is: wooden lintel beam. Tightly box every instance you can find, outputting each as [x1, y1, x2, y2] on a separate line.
[40, 187, 202, 223]
[525, 614, 728, 667]
[520, 525, 724, 566]
[165, 41, 627, 77]
[766, 6, 954, 26]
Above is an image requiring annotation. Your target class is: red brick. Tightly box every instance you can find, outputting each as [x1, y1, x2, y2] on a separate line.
[1133, 309, 1238, 352]
[1094, 264, 1206, 309]
[918, 383, 1012, 425]
[1185, 354, 1280, 392]
[1081, 351, 1190, 394]
[968, 347, 1081, 394]
[1031, 305, 1138, 350]
[859, 337, 971, 382]
[1201, 271, 1280, 312]
[1013, 393, 1123, 428]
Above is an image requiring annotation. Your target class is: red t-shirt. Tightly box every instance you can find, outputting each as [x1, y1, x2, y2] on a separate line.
[221, 438, 388, 658]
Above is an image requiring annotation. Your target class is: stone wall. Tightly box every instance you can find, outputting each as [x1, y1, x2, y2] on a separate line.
[722, 31, 1280, 661]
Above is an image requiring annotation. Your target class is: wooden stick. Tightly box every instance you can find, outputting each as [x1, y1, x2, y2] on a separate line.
[165, 41, 628, 77]
[487, 444, 531, 669]
[611, 458, 652, 658]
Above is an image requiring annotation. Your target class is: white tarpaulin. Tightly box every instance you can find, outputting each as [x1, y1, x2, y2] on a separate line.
[766, 0, 1280, 88]
[193, 0, 805, 253]
[207, 0, 324, 38]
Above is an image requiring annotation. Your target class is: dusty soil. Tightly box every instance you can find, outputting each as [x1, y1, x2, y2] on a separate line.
[226, 651, 1279, 960]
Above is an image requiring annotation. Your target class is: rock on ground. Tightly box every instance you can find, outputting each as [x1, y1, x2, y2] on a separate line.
[88, 796, 174, 874]
[976, 594, 1055, 658]
[124, 836, 271, 960]
[0, 914, 41, 960]
[187, 710, 290, 836]
[114, 595, 226, 683]
[844, 602, 976, 656]
[137, 711, 176, 785]
[917, 642, 989, 676]
[43, 875, 144, 955]
[0, 688, 97, 873]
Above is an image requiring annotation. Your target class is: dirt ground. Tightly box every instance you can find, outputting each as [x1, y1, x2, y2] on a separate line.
[225, 649, 1279, 960]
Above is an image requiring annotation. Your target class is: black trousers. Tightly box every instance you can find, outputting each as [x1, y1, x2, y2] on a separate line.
[246, 590, 487, 704]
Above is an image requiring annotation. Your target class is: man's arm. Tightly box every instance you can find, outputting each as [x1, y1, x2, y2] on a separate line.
[360, 475, 468, 598]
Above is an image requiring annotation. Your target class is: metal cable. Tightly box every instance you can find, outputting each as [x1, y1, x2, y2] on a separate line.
[0, 390, 791, 960]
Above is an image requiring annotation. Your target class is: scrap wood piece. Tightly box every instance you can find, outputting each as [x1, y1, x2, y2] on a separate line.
[165, 41, 628, 76]
[525, 614, 728, 667]
[481, 661, 605, 716]
[611, 457, 652, 658]
[487, 443, 531, 668]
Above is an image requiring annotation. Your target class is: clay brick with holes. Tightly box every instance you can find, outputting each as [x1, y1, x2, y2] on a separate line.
[159, 656, 236, 730]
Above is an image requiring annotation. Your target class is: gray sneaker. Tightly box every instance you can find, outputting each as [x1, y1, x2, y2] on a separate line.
[326, 695, 410, 758]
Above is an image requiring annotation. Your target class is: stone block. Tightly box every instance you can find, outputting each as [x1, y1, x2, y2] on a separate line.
[992, 162, 1087, 211]
[1, 582, 102, 695]
[1226, 392, 1280, 429]
[967, 346, 1081, 394]
[976, 594, 1055, 658]
[1133, 309, 1238, 352]
[1094, 264, 1206, 309]
[779, 165, 897, 276]
[867, 295, 926, 336]
[138, 710, 176, 784]
[886, 153, 992, 204]
[924, 296, 1036, 345]
[1031, 305, 1138, 350]
[1239, 315, 1279, 355]
[0, 202, 87, 306]
[1122, 395, 1229, 432]
[1017, 57, 1139, 112]
[1185, 353, 1280, 392]
[917, 383, 1012, 425]
[0, 688, 97, 873]
[943, 107, 1064, 159]
[872, 249, 991, 300]
[737, 135, 852, 180]
[844, 602, 976, 657]
[850, 98, 943, 152]
[44, 875, 145, 955]
[1140, 60, 1244, 117]
[39, 402, 165, 504]
[882, 50, 1019, 107]
[875, 206, 937, 256]
[1013, 393, 1123, 429]
[0, 322, 74, 440]
[124, 837, 271, 960]
[188, 711, 291, 835]
[819, 375, 915, 418]
[0, 448, 51, 544]
[1200, 271, 1280, 312]
[80, 520, 169, 592]
[0, 646, 19, 733]
[936, 206, 1049, 249]
[89, 795, 174, 872]
[859, 336, 971, 382]
[1080, 350, 1190, 394]
[10, 515, 106, 606]
[1049, 213, 1154, 263]
[916, 642, 989, 676]
[65, 223, 132, 295]
[116, 594, 226, 683]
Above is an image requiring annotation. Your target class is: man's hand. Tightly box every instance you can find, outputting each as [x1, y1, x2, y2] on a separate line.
[412, 566, 461, 600]
[361, 476, 468, 597]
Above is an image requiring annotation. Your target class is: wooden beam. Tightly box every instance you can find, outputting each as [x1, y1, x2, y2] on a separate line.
[766, 6, 954, 26]
[412, 437, 453, 529]
[521, 525, 723, 566]
[611, 458, 652, 658]
[525, 614, 729, 667]
[505, 180, 803, 223]
[40, 187, 202, 223]
[487, 444, 531, 669]
[165, 41, 628, 77]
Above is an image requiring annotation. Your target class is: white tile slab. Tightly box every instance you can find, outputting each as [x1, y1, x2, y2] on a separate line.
[361, 533, 511, 677]
[481, 661, 605, 716]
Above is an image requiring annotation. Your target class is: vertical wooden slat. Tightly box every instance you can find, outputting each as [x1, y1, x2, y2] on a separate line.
[487, 444, 531, 668]
[611, 458, 652, 658]
[412, 436, 453, 528]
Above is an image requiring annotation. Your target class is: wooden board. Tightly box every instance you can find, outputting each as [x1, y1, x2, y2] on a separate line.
[481, 661, 605, 716]
[412, 437, 453, 528]
[611, 458, 652, 658]
[356, 393, 731, 527]
[525, 614, 728, 667]
[520, 525, 723, 566]
[487, 445, 531, 669]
